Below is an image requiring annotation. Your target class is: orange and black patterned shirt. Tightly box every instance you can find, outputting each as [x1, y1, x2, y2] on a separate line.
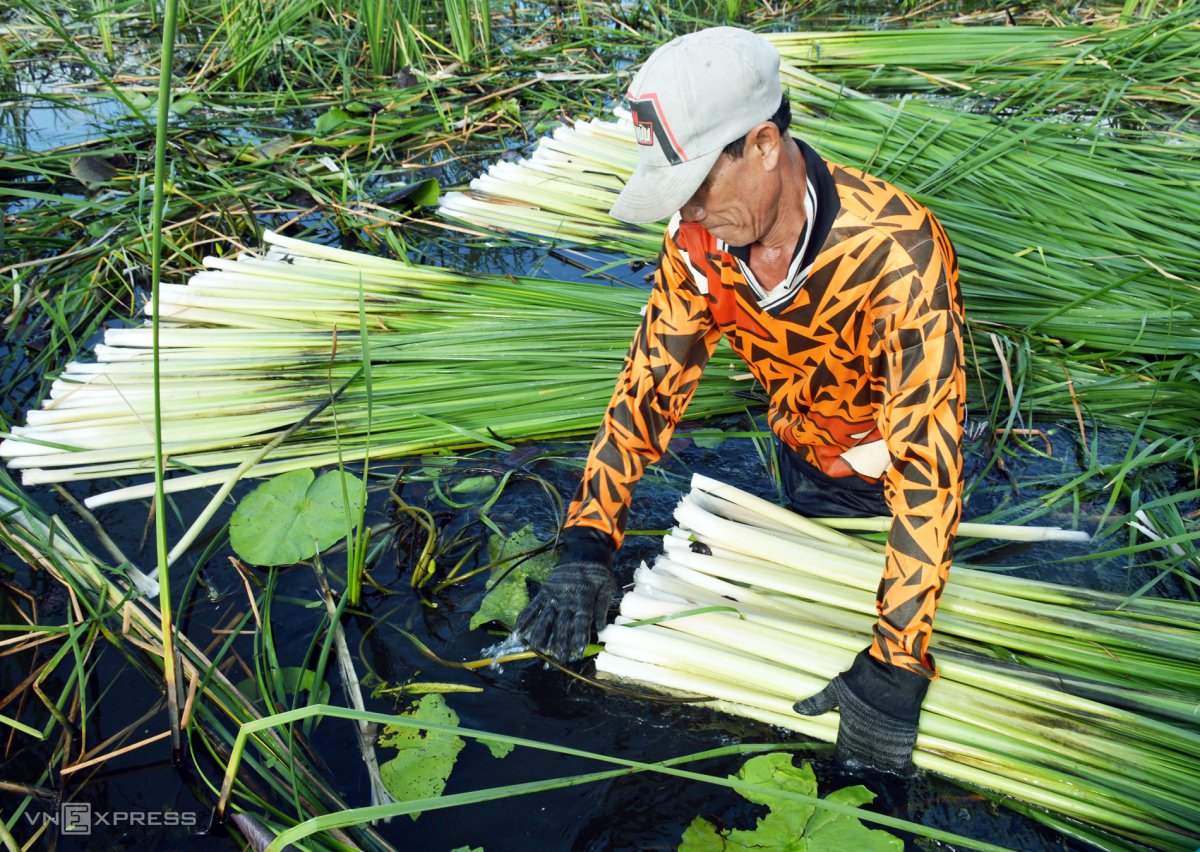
[567, 139, 966, 678]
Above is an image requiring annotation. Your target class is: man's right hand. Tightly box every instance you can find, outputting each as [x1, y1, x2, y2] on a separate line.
[513, 528, 615, 663]
[792, 648, 931, 774]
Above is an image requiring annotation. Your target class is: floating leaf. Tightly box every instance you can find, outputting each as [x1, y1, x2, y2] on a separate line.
[470, 524, 556, 630]
[315, 107, 353, 136]
[679, 754, 901, 852]
[124, 90, 154, 111]
[236, 666, 331, 708]
[691, 431, 727, 449]
[734, 752, 816, 830]
[802, 783, 898, 850]
[379, 694, 465, 819]
[69, 155, 119, 187]
[409, 178, 441, 208]
[679, 818, 726, 851]
[483, 738, 514, 759]
[170, 94, 201, 115]
[450, 474, 497, 496]
[254, 136, 294, 161]
[378, 178, 441, 209]
[229, 469, 365, 566]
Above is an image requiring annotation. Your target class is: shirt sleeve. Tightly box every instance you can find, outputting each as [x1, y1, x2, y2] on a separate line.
[870, 237, 966, 678]
[565, 231, 723, 547]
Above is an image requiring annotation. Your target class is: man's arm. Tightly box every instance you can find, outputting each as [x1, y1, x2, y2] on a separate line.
[566, 249, 722, 546]
[874, 264, 965, 676]
[795, 224, 965, 772]
[515, 229, 722, 659]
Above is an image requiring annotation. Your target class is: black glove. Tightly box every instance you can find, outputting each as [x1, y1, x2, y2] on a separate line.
[513, 527, 615, 663]
[792, 648, 931, 774]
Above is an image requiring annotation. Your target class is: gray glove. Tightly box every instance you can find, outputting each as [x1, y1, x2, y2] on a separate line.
[513, 527, 615, 662]
[792, 648, 931, 774]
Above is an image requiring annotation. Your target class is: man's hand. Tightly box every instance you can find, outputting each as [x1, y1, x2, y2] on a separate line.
[792, 649, 931, 774]
[513, 528, 615, 663]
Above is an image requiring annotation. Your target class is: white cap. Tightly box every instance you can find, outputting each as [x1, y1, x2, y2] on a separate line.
[609, 27, 783, 224]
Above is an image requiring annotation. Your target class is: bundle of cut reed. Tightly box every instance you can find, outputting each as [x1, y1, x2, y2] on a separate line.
[764, 11, 1200, 120]
[0, 231, 745, 506]
[595, 474, 1200, 851]
[442, 69, 1200, 356]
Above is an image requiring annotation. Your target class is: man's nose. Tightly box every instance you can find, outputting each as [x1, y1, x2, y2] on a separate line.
[680, 196, 706, 223]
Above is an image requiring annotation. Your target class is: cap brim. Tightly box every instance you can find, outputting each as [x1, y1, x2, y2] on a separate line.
[608, 148, 722, 224]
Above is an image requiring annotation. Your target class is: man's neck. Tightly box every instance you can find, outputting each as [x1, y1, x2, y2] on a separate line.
[749, 138, 808, 291]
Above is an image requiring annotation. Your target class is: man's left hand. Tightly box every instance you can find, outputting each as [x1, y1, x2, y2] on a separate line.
[513, 529, 615, 663]
[792, 648, 931, 774]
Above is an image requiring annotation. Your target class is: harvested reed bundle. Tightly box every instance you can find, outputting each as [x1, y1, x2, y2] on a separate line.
[595, 474, 1200, 851]
[0, 232, 745, 505]
[764, 11, 1200, 119]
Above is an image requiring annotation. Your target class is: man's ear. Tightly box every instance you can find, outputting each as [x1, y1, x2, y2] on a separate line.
[750, 122, 781, 170]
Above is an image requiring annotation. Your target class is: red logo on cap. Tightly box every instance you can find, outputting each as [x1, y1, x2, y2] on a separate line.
[633, 111, 654, 146]
[629, 94, 684, 165]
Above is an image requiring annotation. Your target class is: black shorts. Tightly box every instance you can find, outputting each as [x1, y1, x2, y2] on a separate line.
[779, 440, 889, 519]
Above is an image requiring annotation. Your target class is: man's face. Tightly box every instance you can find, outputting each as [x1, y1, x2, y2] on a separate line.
[679, 135, 777, 247]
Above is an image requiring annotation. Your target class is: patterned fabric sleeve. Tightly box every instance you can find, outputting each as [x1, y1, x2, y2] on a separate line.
[870, 232, 966, 678]
[565, 233, 723, 547]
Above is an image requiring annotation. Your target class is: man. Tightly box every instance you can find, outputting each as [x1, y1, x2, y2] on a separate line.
[515, 26, 965, 774]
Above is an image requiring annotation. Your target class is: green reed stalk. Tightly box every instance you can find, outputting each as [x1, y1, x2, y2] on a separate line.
[150, 0, 183, 760]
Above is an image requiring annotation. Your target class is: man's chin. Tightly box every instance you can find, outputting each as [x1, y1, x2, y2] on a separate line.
[706, 225, 750, 247]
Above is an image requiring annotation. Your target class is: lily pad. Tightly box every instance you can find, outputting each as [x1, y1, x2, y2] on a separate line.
[170, 93, 201, 115]
[450, 474, 497, 496]
[469, 524, 556, 630]
[69, 155, 120, 187]
[691, 431, 728, 449]
[378, 694, 466, 820]
[229, 469, 365, 566]
[680, 753, 901, 852]
[378, 178, 441, 209]
[483, 738, 514, 759]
